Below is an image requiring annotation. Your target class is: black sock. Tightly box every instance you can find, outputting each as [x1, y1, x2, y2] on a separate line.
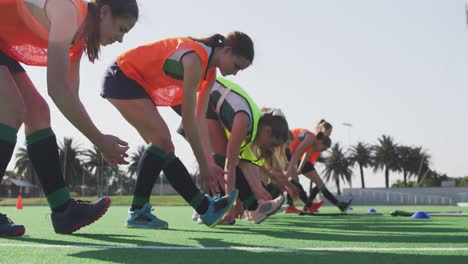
[305, 186, 320, 208]
[266, 183, 281, 199]
[131, 145, 166, 210]
[212, 154, 226, 195]
[290, 179, 308, 204]
[26, 128, 70, 211]
[321, 186, 339, 206]
[0, 124, 17, 181]
[235, 166, 258, 211]
[163, 153, 209, 214]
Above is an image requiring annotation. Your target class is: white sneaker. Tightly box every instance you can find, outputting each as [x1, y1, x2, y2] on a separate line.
[192, 211, 199, 221]
[250, 195, 285, 224]
[244, 211, 252, 221]
[197, 217, 204, 224]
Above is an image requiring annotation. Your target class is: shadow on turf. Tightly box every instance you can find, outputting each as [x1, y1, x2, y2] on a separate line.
[227, 216, 468, 245]
[68, 248, 468, 264]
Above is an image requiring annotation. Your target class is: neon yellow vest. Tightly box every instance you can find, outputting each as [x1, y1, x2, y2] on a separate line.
[215, 77, 264, 166]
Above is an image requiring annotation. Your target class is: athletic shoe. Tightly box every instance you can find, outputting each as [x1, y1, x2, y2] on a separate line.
[51, 197, 111, 234]
[305, 199, 325, 214]
[284, 204, 302, 214]
[250, 195, 285, 224]
[338, 198, 353, 212]
[192, 211, 199, 221]
[0, 213, 25, 237]
[244, 211, 252, 221]
[197, 217, 204, 224]
[125, 203, 168, 229]
[200, 189, 239, 228]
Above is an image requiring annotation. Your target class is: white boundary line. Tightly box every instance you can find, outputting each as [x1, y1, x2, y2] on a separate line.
[1, 244, 468, 252]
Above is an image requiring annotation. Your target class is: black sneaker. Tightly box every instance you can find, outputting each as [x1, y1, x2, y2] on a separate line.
[338, 198, 353, 212]
[51, 197, 111, 234]
[0, 213, 25, 237]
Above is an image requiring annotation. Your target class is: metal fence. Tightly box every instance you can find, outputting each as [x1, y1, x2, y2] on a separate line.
[337, 187, 468, 205]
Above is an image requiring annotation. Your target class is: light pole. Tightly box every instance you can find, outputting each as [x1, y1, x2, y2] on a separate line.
[342, 122, 353, 146]
[342, 122, 353, 189]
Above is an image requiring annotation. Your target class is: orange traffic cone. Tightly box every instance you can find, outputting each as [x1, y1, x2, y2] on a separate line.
[16, 195, 23, 210]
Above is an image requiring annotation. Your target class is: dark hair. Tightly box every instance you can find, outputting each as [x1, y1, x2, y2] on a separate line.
[192, 31, 254, 63]
[84, 0, 139, 62]
[258, 111, 290, 144]
[316, 132, 332, 148]
[316, 119, 333, 132]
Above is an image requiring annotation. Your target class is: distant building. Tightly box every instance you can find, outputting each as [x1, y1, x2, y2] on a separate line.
[0, 178, 40, 198]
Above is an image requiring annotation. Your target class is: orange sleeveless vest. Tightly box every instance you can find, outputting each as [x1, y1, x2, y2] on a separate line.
[289, 128, 320, 164]
[0, 0, 87, 66]
[116, 38, 217, 106]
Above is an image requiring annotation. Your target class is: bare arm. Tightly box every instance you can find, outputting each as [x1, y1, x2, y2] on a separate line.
[46, 0, 128, 165]
[196, 78, 216, 164]
[238, 161, 272, 201]
[180, 53, 212, 180]
[286, 133, 314, 178]
[69, 54, 81, 95]
[47, 1, 102, 144]
[297, 149, 314, 174]
[225, 112, 250, 193]
[196, 78, 226, 192]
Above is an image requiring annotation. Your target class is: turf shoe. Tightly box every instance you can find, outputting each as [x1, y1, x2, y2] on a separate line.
[338, 198, 353, 212]
[0, 213, 25, 237]
[125, 203, 168, 229]
[192, 211, 200, 221]
[200, 188, 239, 228]
[284, 204, 302, 214]
[250, 195, 285, 224]
[305, 199, 325, 214]
[51, 197, 111, 234]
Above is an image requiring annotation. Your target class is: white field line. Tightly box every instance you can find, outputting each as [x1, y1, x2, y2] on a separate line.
[0, 244, 468, 252]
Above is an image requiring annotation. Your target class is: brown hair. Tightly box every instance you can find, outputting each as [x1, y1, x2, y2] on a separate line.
[316, 132, 332, 148]
[84, 0, 139, 62]
[192, 31, 254, 63]
[263, 138, 290, 171]
[316, 119, 333, 133]
[258, 108, 289, 145]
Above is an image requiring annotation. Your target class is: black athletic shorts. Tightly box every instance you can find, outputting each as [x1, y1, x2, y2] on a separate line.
[0, 51, 25, 73]
[285, 148, 316, 174]
[101, 61, 151, 100]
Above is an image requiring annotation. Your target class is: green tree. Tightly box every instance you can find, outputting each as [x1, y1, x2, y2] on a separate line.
[14, 146, 38, 185]
[323, 143, 353, 195]
[396, 145, 413, 187]
[127, 145, 145, 179]
[59, 137, 85, 192]
[349, 142, 372, 189]
[412, 147, 431, 185]
[372, 135, 399, 188]
[83, 146, 114, 196]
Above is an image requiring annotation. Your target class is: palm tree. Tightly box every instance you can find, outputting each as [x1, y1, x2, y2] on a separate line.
[127, 145, 145, 179]
[83, 145, 114, 196]
[59, 137, 84, 191]
[396, 145, 413, 187]
[322, 143, 353, 195]
[349, 142, 372, 188]
[412, 147, 431, 185]
[14, 146, 38, 185]
[372, 135, 399, 188]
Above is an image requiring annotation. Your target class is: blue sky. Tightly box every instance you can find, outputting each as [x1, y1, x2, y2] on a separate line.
[8, 0, 468, 189]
